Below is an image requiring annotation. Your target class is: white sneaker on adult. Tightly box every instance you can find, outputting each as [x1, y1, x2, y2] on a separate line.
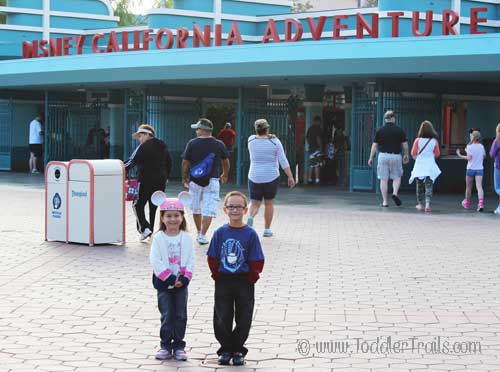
[198, 234, 209, 245]
[140, 228, 152, 241]
[494, 207, 500, 216]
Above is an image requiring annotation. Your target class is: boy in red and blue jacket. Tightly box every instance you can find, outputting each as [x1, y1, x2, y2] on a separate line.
[207, 191, 264, 366]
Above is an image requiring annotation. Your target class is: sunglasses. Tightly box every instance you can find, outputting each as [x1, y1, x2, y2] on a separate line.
[225, 205, 246, 211]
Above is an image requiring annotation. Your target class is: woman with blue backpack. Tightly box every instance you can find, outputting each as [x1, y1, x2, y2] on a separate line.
[181, 118, 230, 245]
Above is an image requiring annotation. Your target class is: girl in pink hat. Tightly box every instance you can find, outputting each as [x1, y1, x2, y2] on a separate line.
[149, 192, 195, 362]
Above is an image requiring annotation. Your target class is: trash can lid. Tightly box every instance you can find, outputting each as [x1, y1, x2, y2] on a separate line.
[69, 159, 124, 181]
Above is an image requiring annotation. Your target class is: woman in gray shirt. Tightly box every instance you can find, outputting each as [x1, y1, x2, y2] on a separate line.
[247, 119, 295, 237]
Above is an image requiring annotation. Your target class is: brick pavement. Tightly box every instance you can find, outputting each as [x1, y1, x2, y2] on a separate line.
[1, 173, 500, 372]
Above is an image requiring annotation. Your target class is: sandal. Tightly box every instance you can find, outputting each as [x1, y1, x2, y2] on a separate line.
[392, 194, 402, 206]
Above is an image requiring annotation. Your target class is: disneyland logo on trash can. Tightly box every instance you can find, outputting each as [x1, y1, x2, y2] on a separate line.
[22, 7, 490, 59]
[71, 190, 88, 198]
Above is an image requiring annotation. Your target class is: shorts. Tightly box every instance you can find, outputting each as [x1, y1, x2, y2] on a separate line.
[248, 177, 279, 201]
[29, 144, 43, 157]
[466, 169, 484, 177]
[377, 153, 403, 180]
[189, 178, 220, 217]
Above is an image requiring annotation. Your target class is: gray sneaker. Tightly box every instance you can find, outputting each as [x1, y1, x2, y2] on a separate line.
[155, 348, 172, 360]
[263, 229, 273, 237]
[174, 349, 188, 361]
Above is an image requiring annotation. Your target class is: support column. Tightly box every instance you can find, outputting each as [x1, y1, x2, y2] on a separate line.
[109, 104, 125, 159]
[236, 87, 243, 186]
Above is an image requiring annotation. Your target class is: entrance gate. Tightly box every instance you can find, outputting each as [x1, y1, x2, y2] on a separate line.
[46, 101, 102, 162]
[351, 85, 442, 191]
[0, 100, 12, 170]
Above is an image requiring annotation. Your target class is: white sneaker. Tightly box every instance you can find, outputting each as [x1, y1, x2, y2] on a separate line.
[315, 178, 320, 184]
[494, 207, 500, 216]
[197, 234, 209, 245]
[263, 229, 273, 237]
[140, 228, 152, 240]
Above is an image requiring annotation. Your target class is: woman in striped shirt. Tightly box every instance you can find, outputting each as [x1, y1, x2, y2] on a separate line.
[246, 119, 295, 237]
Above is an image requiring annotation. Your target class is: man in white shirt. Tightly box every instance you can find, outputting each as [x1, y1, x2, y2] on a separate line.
[28, 115, 43, 174]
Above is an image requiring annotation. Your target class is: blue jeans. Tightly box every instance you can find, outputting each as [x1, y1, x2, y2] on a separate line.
[495, 168, 500, 197]
[157, 286, 188, 350]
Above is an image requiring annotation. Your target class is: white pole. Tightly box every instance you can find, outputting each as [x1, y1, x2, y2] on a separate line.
[43, 0, 50, 40]
[452, 0, 461, 34]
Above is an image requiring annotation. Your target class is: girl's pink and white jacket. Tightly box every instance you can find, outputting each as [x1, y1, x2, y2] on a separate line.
[149, 231, 195, 290]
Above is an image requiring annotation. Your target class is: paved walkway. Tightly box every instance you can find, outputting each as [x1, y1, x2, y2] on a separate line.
[0, 173, 499, 372]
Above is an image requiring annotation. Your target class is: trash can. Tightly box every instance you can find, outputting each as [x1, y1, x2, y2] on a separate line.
[68, 159, 125, 246]
[45, 161, 69, 242]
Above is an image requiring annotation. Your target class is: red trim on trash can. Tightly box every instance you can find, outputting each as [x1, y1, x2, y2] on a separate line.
[69, 160, 95, 246]
[120, 160, 126, 245]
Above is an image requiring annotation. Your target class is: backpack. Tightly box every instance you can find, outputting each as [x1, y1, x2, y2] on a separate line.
[190, 153, 215, 187]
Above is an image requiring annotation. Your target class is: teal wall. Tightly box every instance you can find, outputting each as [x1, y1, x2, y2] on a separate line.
[51, 0, 110, 15]
[222, 0, 290, 16]
[466, 101, 500, 141]
[173, 0, 213, 12]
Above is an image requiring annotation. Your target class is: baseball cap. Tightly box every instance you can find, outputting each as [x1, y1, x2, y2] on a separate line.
[191, 118, 213, 131]
[254, 119, 270, 130]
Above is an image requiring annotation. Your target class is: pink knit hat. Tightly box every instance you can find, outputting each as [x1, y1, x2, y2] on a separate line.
[151, 191, 192, 212]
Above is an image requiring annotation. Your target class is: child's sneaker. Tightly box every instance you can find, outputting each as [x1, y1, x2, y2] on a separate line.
[218, 352, 232, 365]
[174, 349, 188, 361]
[232, 352, 245, 366]
[461, 199, 470, 210]
[263, 229, 273, 237]
[155, 348, 172, 360]
[477, 198, 484, 212]
[247, 216, 254, 227]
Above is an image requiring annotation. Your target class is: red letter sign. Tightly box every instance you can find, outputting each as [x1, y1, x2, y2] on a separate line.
[177, 27, 189, 48]
[412, 11, 433, 36]
[262, 19, 280, 43]
[156, 28, 174, 50]
[227, 21, 243, 46]
[442, 9, 459, 35]
[92, 34, 104, 53]
[285, 18, 303, 42]
[307, 16, 326, 40]
[388, 11, 404, 37]
[356, 13, 379, 39]
[22, 41, 34, 58]
[333, 15, 348, 40]
[470, 7, 487, 34]
[193, 24, 211, 47]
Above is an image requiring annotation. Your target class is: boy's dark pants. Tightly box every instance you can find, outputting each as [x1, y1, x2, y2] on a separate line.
[157, 286, 188, 351]
[213, 275, 255, 356]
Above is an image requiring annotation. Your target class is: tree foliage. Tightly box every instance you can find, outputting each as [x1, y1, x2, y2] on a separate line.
[291, 0, 313, 13]
[111, 0, 173, 26]
[362, 0, 378, 7]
